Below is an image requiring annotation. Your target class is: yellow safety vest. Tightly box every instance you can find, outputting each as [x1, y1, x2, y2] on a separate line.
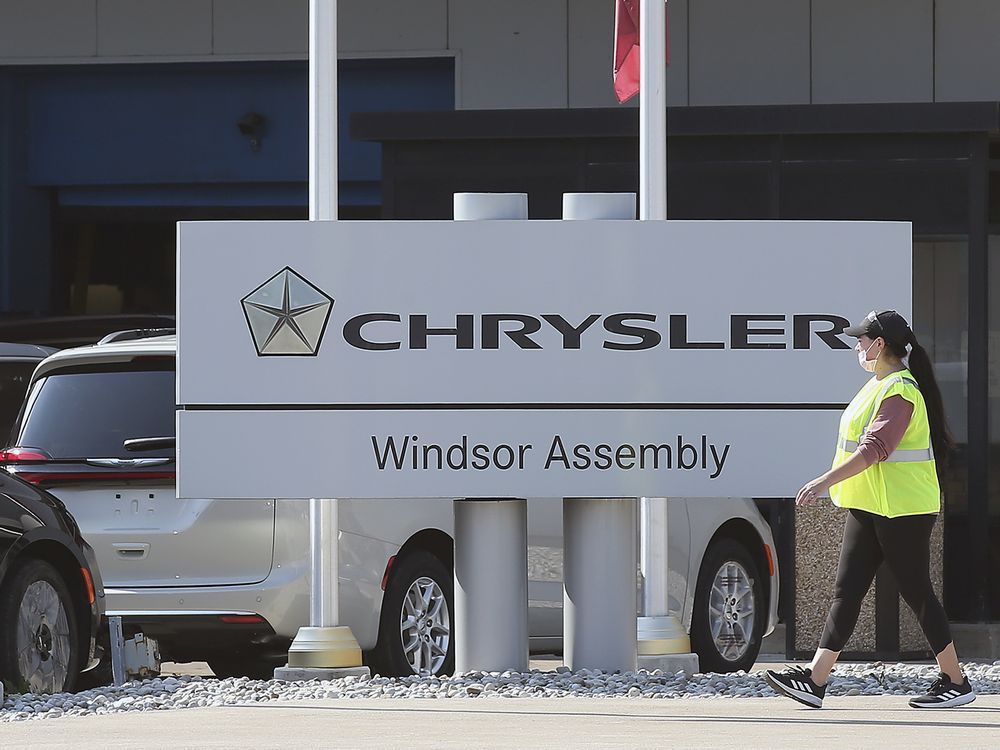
[829, 368, 940, 518]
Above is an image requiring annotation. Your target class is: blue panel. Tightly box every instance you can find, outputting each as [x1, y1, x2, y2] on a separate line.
[338, 58, 455, 183]
[58, 183, 308, 207]
[26, 63, 308, 186]
[0, 71, 52, 313]
[24, 59, 454, 207]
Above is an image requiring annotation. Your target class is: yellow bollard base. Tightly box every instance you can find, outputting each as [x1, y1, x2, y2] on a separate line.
[636, 614, 699, 674]
[636, 614, 692, 655]
[287, 625, 365, 669]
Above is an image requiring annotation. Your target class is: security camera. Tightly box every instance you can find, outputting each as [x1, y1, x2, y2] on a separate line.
[237, 112, 266, 152]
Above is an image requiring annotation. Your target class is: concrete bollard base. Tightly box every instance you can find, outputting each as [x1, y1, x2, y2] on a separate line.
[273, 665, 371, 682]
[637, 653, 701, 676]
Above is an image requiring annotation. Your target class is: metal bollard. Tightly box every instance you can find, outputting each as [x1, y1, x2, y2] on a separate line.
[108, 615, 126, 686]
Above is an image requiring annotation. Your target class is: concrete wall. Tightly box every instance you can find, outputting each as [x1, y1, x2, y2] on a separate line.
[1, 1, 999, 108]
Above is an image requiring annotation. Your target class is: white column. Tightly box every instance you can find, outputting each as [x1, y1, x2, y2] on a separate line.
[452, 192, 529, 674]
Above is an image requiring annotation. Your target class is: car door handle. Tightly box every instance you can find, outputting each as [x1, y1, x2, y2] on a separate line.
[113, 543, 149, 559]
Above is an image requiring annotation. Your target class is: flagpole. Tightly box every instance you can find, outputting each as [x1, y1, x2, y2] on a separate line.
[637, 0, 695, 670]
[639, 0, 666, 221]
[309, 0, 338, 631]
[276, 0, 367, 679]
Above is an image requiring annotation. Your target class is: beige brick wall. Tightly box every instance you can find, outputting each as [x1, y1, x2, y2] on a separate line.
[795, 504, 945, 655]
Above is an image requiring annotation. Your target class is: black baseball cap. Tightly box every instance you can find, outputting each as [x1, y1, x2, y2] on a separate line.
[844, 309, 912, 345]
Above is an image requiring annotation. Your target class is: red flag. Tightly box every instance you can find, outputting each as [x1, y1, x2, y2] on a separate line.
[613, 1, 669, 104]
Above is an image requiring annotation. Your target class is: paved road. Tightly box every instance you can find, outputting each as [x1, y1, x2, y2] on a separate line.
[2, 695, 998, 749]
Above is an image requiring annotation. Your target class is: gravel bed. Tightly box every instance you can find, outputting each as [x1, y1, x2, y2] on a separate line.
[3, 661, 1000, 722]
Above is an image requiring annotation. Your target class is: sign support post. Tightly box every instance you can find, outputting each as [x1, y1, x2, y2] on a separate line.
[452, 193, 529, 674]
[561, 193, 638, 673]
[563, 498, 637, 672]
[274, 0, 368, 680]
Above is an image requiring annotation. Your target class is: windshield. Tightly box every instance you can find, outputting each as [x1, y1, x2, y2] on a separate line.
[16, 367, 175, 460]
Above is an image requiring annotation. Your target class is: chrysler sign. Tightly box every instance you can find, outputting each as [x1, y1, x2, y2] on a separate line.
[176, 219, 911, 499]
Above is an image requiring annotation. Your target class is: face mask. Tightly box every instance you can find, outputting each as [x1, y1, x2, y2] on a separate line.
[857, 340, 880, 373]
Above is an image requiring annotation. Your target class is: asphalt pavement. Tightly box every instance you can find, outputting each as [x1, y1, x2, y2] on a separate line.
[2, 694, 998, 749]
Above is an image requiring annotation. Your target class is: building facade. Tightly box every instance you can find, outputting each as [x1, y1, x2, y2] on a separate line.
[1, 1, 999, 631]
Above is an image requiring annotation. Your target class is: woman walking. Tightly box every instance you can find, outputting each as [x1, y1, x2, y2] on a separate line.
[765, 310, 975, 709]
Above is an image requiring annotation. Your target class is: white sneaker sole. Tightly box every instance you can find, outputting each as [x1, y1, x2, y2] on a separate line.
[909, 691, 977, 708]
[765, 671, 823, 708]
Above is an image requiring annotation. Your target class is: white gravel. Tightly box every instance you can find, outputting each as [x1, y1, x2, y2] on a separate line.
[3, 661, 1000, 722]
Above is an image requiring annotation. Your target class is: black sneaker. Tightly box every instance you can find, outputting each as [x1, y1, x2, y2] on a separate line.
[908, 671, 976, 708]
[764, 665, 826, 708]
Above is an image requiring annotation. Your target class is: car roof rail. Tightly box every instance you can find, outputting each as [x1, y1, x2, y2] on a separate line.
[97, 328, 176, 346]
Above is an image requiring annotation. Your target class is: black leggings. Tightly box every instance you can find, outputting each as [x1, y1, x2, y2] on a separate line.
[819, 508, 952, 655]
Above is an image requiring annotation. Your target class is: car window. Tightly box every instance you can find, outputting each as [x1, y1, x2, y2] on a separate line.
[0, 361, 37, 444]
[16, 368, 175, 459]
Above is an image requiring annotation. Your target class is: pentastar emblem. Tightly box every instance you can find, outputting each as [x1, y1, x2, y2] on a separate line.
[241, 267, 333, 356]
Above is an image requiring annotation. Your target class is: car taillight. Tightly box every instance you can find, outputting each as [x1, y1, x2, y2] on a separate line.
[3, 451, 175, 486]
[15, 470, 175, 486]
[218, 614, 265, 624]
[0, 447, 51, 463]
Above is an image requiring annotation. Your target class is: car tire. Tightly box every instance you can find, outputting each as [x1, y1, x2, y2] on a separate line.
[75, 657, 113, 690]
[690, 538, 765, 674]
[0, 558, 82, 694]
[368, 550, 454, 677]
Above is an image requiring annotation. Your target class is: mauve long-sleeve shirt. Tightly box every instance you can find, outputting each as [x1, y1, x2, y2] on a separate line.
[857, 394, 914, 466]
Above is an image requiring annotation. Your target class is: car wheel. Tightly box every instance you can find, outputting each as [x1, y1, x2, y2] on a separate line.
[0, 558, 82, 694]
[369, 550, 454, 677]
[690, 538, 765, 674]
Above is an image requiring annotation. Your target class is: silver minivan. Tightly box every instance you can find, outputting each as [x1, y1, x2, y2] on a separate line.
[2, 331, 780, 678]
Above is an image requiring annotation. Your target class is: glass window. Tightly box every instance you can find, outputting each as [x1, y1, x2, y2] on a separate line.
[988, 234, 1000, 619]
[913, 238, 969, 618]
[16, 369, 175, 460]
[0, 362, 36, 443]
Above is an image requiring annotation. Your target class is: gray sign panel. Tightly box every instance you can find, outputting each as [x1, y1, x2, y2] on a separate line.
[176, 219, 911, 499]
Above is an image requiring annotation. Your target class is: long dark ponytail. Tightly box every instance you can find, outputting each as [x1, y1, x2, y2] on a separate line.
[887, 331, 955, 473]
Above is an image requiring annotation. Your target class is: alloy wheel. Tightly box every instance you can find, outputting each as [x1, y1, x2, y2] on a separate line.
[400, 576, 450, 676]
[707, 560, 756, 662]
[16, 580, 73, 693]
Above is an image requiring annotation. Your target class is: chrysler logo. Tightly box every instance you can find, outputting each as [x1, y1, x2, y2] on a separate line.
[241, 267, 333, 356]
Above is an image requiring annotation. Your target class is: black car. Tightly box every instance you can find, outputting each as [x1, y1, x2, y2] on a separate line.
[0, 469, 105, 694]
[0, 343, 55, 442]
